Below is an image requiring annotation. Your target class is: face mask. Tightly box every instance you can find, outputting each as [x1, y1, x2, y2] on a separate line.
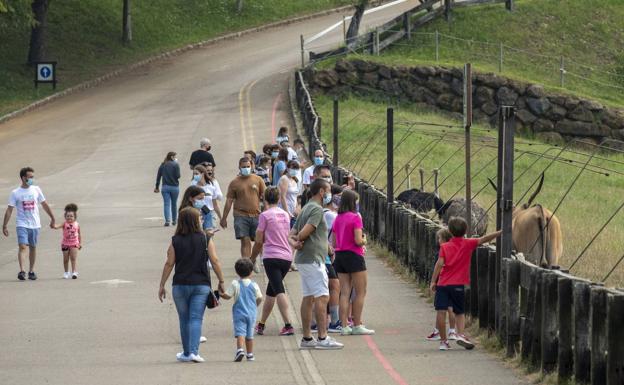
[193, 174, 201, 182]
[271, 151, 279, 159]
[314, 157, 324, 166]
[323, 192, 332, 206]
[321, 176, 332, 184]
[193, 200, 204, 209]
[289, 169, 299, 177]
[26, 178, 34, 186]
[240, 167, 251, 176]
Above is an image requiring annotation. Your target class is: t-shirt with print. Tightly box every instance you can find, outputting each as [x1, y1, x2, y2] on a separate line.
[226, 175, 266, 217]
[332, 211, 365, 256]
[257, 206, 292, 261]
[293, 200, 327, 265]
[437, 237, 480, 286]
[8, 186, 46, 229]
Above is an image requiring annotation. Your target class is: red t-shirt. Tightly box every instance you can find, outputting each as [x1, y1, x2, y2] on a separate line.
[437, 237, 479, 286]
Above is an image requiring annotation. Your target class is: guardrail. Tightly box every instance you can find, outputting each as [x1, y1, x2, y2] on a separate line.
[293, 69, 624, 385]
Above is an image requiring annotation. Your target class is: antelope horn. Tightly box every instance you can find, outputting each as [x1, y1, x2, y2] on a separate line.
[433, 169, 440, 198]
[487, 178, 498, 192]
[526, 172, 545, 207]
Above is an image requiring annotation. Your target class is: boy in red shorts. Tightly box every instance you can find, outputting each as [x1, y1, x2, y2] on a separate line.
[430, 217, 501, 351]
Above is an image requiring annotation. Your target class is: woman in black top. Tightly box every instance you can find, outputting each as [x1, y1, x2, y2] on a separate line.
[158, 208, 225, 363]
[154, 152, 181, 226]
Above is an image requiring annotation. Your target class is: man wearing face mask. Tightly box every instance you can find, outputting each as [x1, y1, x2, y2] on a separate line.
[189, 138, 216, 170]
[303, 149, 326, 189]
[221, 158, 266, 263]
[290, 179, 343, 350]
[300, 165, 333, 208]
[3, 167, 56, 281]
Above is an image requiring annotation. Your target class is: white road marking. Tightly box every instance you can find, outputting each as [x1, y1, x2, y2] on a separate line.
[90, 279, 133, 288]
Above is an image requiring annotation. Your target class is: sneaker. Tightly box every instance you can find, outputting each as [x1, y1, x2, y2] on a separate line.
[63, 272, 70, 280]
[246, 353, 255, 361]
[328, 321, 343, 333]
[28, 271, 37, 280]
[253, 260, 260, 274]
[347, 317, 354, 327]
[199, 336, 207, 343]
[315, 336, 344, 350]
[17, 271, 26, 281]
[72, 272, 78, 279]
[456, 334, 475, 350]
[176, 352, 191, 362]
[172, 221, 177, 226]
[448, 331, 458, 341]
[310, 324, 318, 333]
[299, 338, 318, 349]
[426, 330, 441, 341]
[439, 340, 451, 351]
[189, 353, 205, 363]
[340, 325, 353, 336]
[234, 349, 245, 362]
[290, 264, 298, 272]
[164, 222, 170, 227]
[255, 323, 265, 335]
[279, 326, 294, 336]
[352, 325, 375, 335]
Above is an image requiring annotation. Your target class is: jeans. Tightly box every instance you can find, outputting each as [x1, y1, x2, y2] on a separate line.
[202, 211, 214, 230]
[172, 284, 210, 355]
[161, 185, 179, 223]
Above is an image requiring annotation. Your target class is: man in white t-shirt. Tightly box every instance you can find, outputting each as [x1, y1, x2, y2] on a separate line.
[2, 167, 56, 281]
[303, 149, 326, 189]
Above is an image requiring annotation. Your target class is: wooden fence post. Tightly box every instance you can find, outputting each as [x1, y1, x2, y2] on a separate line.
[541, 272, 558, 373]
[521, 267, 537, 363]
[530, 269, 544, 370]
[590, 286, 608, 385]
[470, 250, 479, 319]
[574, 281, 592, 384]
[387, 108, 394, 203]
[477, 248, 489, 329]
[403, 12, 412, 40]
[557, 276, 574, 381]
[487, 249, 497, 332]
[333, 98, 339, 166]
[505, 0, 514, 12]
[499, 258, 509, 343]
[444, 0, 452, 21]
[506, 259, 521, 357]
[607, 293, 624, 385]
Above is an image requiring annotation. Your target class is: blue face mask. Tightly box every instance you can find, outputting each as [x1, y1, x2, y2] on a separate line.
[323, 192, 332, 206]
[193, 200, 204, 209]
[240, 167, 251, 176]
[26, 178, 34, 186]
[192, 174, 201, 182]
[314, 157, 324, 166]
[271, 151, 279, 159]
[289, 169, 299, 177]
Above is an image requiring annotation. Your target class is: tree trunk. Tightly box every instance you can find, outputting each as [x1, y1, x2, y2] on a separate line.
[346, 3, 366, 47]
[122, 0, 132, 44]
[27, 0, 50, 64]
[236, 0, 243, 13]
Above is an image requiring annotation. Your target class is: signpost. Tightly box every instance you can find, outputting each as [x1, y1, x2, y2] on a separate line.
[34, 61, 57, 89]
[463, 63, 473, 236]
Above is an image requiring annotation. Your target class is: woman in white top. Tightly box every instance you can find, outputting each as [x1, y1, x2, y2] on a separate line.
[278, 160, 300, 228]
[201, 164, 223, 229]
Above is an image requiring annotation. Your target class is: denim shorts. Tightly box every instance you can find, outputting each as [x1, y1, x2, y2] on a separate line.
[16, 227, 39, 247]
[234, 216, 258, 240]
[233, 315, 256, 339]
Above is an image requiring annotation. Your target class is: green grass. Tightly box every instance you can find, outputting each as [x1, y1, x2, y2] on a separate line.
[316, 94, 624, 287]
[332, 0, 624, 107]
[0, 0, 352, 115]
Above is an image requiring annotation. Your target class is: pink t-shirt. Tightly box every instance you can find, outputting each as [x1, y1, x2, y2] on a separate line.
[62, 221, 80, 247]
[332, 211, 365, 256]
[257, 207, 292, 261]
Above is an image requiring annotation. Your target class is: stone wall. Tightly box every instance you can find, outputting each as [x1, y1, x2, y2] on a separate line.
[307, 59, 624, 149]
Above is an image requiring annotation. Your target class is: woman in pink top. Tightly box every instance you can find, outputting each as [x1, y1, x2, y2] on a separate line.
[331, 190, 374, 335]
[251, 187, 295, 336]
[53, 203, 82, 279]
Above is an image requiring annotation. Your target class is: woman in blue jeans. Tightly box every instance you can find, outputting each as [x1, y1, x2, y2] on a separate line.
[158, 207, 225, 363]
[154, 152, 181, 226]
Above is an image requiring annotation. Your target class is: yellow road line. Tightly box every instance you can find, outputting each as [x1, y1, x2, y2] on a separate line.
[238, 81, 249, 151]
[245, 79, 259, 153]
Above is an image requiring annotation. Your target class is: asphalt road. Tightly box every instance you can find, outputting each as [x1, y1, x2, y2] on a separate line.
[0, 3, 528, 384]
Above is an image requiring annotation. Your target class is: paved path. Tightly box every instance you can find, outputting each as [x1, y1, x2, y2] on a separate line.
[0, 3, 527, 384]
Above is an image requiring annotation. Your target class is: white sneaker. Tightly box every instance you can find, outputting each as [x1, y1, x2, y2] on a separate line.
[448, 331, 458, 341]
[176, 352, 191, 362]
[253, 260, 260, 274]
[315, 336, 344, 350]
[456, 334, 475, 350]
[63, 272, 70, 279]
[299, 338, 318, 349]
[439, 340, 451, 351]
[199, 336, 207, 343]
[189, 353, 205, 363]
[72, 272, 78, 279]
[351, 325, 375, 335]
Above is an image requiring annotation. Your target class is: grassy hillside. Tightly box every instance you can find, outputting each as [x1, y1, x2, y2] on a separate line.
[315, 94, 624, 286]
[348, 0, 624, 106]
[0, 0, 351, 115]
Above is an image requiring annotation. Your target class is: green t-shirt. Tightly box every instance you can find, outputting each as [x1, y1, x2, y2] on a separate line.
[294, 200, 328, 265]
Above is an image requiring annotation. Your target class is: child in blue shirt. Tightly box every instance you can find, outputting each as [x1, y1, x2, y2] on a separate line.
[221, 258, 263, 361]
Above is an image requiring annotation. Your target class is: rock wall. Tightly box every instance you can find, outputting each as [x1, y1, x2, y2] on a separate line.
[307, 59, 624, 149]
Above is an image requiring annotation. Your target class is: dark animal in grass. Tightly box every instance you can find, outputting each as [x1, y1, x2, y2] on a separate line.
[488, 173, 562, 268]
[397, 168, 444, 213]
[438, 198, 489, 237]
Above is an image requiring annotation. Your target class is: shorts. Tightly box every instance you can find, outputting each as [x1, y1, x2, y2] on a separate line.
[298, 261, 329, 298]
[234, 216, 258, 240]
[233, 315, 256, 339]
[263, 258, 291, 297]
[326, 263, 338, 279]
[434, 285, 466, 315]
[16, 227, 39, 247]
[61, 245, 79, 252]
[333, 251, 367, 274]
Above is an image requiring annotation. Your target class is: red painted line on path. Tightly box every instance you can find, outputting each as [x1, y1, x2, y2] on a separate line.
[271, 93, 282, 142]
[363, 335, 410, 385]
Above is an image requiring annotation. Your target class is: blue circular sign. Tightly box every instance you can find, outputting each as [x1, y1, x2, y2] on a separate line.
[39, 66, 52, 79]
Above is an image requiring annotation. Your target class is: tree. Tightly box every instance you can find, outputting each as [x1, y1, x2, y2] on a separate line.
[346, 0, 369, 47]
[236, 0, 243, 13]
[122, 0, 131, 44]
[27, 0, 50, 64]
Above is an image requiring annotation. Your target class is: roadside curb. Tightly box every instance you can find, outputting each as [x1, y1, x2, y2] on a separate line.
[0, 4, 359, 126]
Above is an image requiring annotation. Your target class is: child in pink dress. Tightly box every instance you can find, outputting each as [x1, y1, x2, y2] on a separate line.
[54, 204, 82, 279]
